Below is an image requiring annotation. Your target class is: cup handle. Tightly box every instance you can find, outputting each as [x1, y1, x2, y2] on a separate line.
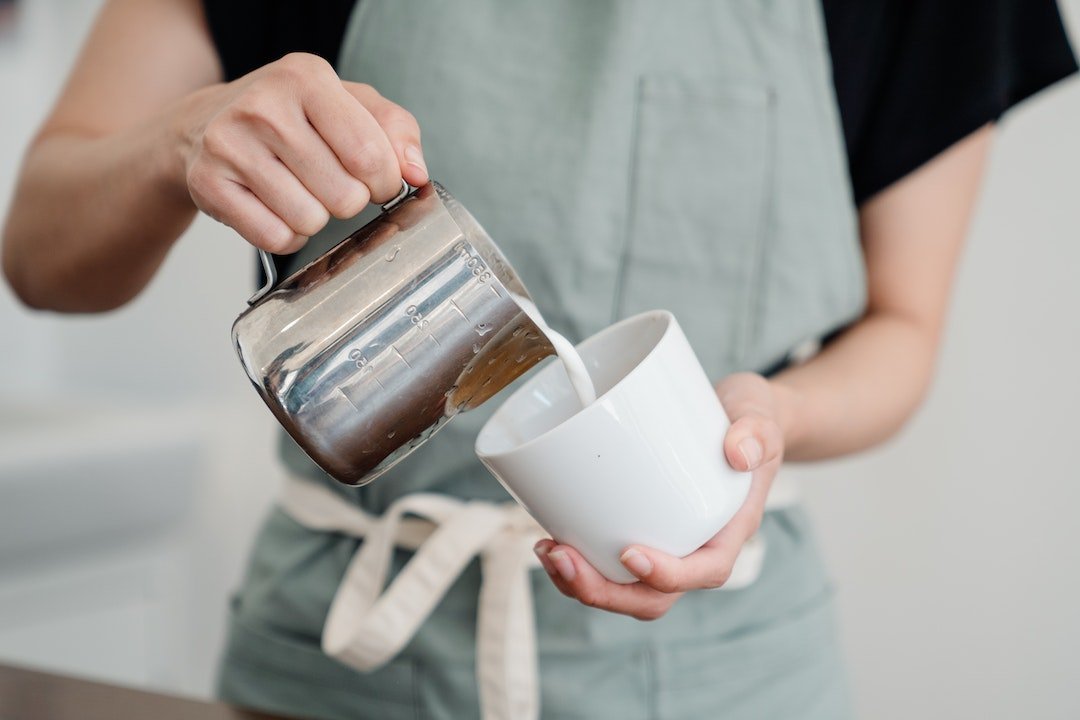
[247, 179, 414, 306]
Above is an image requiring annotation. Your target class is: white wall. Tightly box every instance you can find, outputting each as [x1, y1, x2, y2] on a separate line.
[800, 4, 1080, 717]
[0, 0, 281, 696]
[0, 1, 1078, 716]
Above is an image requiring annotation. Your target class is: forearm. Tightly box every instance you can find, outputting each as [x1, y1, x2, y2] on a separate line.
[2, 112, 196, 312]
[771, 310, 937, 461]
[771, 125, 992, 462]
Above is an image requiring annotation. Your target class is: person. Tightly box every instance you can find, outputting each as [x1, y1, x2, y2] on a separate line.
[2, 0, 1075, 717]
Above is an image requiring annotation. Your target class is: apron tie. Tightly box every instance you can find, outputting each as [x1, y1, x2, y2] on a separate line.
[279, 479, 545, 720]
[278, 474, 795, 720]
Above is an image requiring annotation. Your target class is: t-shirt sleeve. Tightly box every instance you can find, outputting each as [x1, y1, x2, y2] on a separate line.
[825, 0, 1079, 205]
[201, 0, 356, 81]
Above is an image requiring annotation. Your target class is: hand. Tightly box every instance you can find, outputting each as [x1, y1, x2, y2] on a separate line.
[533, 372, 784, 621]
[174, 53, 428, 254]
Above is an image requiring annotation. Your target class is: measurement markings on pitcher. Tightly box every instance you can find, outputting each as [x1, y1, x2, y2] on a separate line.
[405, 302, 445, 349]
[453, 241, 494, 284]
[405, 304, 430, 330]
[392, 345, 413, 369]
[336, 385, 371, 414]
[346, 349, 384, 388]
[449, 298, 470, 322]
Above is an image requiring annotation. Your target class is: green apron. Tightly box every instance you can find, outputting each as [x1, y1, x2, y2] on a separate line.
[218, 1, 866, 718]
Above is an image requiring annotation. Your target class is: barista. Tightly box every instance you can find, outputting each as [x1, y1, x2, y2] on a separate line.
[2, 1, 1075, 718]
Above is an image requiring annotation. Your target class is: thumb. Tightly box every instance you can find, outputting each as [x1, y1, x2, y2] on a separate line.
[723, 413, 783, 472]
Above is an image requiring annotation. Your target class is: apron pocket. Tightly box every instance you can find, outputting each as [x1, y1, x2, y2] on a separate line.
[617, 76, 774, 374]
[218, 601, 419, 720]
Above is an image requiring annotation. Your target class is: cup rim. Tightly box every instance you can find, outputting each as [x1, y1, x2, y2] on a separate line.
[474, 309, 676, 459]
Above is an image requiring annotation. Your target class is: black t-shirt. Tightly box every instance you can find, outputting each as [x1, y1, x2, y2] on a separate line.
[202, 0, 1077, 205]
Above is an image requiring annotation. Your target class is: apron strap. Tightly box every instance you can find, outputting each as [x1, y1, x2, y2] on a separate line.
[478, 528, 540, 720]
[277, 474, 798, 720]
[279, 479, 544, 720]
[322, 495, 505, 668]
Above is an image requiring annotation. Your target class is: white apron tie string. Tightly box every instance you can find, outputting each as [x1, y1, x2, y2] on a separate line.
[279, 479, 545, 720]
[277, 473, 798, 720]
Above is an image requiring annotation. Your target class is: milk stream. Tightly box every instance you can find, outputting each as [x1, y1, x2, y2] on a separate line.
[511, 294, 597, 407]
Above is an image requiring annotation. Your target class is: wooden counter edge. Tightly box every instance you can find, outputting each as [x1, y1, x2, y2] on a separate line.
[0, 662, 299, 720]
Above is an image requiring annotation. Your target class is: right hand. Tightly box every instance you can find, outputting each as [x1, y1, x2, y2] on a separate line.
[175, 52, 427, 254]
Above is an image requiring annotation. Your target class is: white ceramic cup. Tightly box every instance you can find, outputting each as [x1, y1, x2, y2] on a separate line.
[474, 310, 751, 583]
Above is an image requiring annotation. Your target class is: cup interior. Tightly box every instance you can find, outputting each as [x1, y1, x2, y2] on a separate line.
[475, 311, 670, 456]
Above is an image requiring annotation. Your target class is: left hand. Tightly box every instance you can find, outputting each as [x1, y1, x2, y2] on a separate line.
[533, 372, 785, 621]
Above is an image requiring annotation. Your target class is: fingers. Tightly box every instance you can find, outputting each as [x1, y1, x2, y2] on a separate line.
[617, 477, 772, 594]
[302, 79, 405, 204]
[618, 543, 735, 593]
[269, 53, 405, 203]
[723, 412, 783, 472]
[190, 174, 303, 254]
[529, 373, 786, 609]
[617, 420, 780, 594]
[260, 120, 372, 220]
[189, 122, 325, 250]
[715, 373, 784, 472]
[343, 82, 429, 189]
[617, 487, 765, 592]
[183, 53, 427, 251]
[539, 485, 768, 599]
[240, 151, 331, 239]
[533, 540, 681, 621]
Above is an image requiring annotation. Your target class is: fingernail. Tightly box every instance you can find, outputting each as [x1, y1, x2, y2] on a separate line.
[738, 437, 763, 470]
[548, 550, 576, 582]
[404, 145, 427, 176]
[533, 545, 556, 576]
[620, 548, 652, 577]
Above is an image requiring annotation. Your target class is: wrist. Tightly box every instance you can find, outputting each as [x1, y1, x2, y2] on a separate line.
[155, 84, 221, 207]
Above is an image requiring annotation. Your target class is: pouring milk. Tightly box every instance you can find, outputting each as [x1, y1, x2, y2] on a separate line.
[512, 294, 597, 408]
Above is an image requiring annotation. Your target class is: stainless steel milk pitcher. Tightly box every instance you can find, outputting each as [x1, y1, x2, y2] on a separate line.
[232, 182, 554, 486]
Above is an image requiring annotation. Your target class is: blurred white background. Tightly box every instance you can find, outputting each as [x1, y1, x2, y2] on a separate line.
[0, 1, 1077, 718]
[0, 0, 281, 696]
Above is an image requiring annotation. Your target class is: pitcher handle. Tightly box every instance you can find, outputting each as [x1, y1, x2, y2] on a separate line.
[248, 179, 413, 305]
